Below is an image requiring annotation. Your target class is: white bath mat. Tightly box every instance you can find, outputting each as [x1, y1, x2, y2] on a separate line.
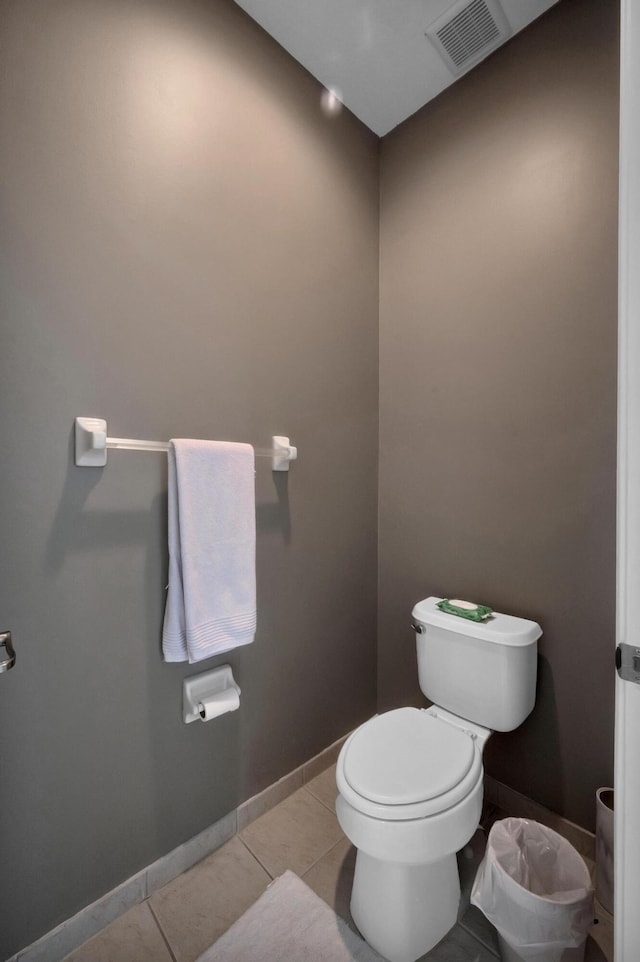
[195, 869, 385, 962]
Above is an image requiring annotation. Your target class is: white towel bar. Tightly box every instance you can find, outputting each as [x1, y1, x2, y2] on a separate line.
[74, 418, 297, 471]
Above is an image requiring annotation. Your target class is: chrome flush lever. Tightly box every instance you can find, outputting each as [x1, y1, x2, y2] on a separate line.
[0, 631, 16, 672]
[410, 623, 425, 634]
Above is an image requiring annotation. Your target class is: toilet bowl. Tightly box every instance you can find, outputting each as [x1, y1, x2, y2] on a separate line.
[336, 706, 489, 962]
[336, 597, 541, 962]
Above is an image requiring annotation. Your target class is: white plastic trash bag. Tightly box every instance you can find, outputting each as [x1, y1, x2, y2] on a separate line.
[471, 818, 594, 962]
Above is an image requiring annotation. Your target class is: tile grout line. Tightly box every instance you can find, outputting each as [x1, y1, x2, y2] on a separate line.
[298, 784, 348, 871]
[304, 785, 338, 815]
[457, 918, 501, 959]
[300, 832, 348, 879]
[146, 900, 179, 962]
[238, 806, 345, 884]
[236, 833, 277, 880]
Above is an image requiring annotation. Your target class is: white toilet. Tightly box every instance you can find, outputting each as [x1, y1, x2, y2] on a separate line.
[336, 596, 541, 962]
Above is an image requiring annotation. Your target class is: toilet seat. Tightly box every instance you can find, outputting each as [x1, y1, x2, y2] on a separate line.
[337, 707, 483, 821]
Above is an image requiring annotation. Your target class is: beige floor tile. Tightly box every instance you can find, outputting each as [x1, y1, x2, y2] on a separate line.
[305, 763, 338, 812]
[420, 922, 499, 961]
[63, 902, 172, 962]
[149, 836, 271, 962]
[240, 786, 344, 877]
[237, 768, 303, 831]
[302, 835, 357, 925]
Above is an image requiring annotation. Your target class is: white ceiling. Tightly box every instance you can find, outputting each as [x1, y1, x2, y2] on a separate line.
[233, 0, 559, 136]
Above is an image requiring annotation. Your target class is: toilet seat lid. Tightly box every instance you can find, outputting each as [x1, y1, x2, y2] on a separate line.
[343, 707, 475, 806]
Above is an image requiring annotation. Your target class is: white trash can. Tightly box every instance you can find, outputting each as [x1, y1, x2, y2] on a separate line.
[471, 818, 594, 962]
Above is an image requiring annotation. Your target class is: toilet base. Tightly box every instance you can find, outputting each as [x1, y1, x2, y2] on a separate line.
[350, 849, 460, 962]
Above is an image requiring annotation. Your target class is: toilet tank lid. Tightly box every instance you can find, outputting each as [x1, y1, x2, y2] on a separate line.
[412, 597, 542, 648]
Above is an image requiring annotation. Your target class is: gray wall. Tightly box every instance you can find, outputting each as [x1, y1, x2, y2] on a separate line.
[379, 0, 619, 831]
[0, 0, 379, 956]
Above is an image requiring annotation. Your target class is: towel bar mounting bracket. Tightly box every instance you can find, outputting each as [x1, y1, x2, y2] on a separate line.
[75, 417, 109, 467]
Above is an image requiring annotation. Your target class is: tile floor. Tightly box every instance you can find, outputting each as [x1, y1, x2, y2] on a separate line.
[63, 765, 613, 962]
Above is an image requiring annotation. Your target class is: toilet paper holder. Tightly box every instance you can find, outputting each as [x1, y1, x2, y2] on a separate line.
[183, 665, 241, 724]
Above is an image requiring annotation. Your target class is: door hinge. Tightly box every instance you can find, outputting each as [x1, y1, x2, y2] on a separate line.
[616, 643, 640, 685]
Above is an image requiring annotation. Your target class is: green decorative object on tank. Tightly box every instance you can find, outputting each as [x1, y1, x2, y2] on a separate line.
[436, 599, 493, 622]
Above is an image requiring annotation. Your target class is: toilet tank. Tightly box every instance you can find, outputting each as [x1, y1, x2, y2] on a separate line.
[412, 597, 541, 732]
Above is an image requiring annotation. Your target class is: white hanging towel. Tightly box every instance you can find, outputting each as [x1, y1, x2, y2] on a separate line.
[162, 439, 256, 663]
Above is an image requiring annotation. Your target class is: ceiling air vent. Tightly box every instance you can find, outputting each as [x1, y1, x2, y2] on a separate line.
[426, 0, 512, 75]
